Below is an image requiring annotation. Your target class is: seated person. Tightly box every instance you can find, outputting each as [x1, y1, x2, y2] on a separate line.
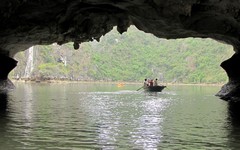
[144, 79, 148, 88]
[153, 78, 158, 86]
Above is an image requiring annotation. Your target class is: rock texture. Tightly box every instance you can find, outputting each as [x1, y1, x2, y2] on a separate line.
[216, 53, 240, 101]
[1, 0, 240, 55]
[0, 55, 17, 92]
[1, 0, 240, 99]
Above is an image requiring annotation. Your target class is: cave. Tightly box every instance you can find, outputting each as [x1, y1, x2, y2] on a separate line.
[1, 0, 240, 101]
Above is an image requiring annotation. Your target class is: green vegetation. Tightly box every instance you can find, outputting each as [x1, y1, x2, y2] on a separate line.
[12, 26, 233, 83]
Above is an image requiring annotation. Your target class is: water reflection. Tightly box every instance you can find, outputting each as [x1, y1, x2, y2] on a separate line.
[228, 102, 240, 125]
[227, 102, 240, 149]
[131, 98, 167, 149]
[1, 83, 238, 149]
[144, 91, 158, 97]
[23, 84, 33, 121]
[0, 92, 17, 149]
[0, 93, 8, 115]
[85, 92, 170, 149]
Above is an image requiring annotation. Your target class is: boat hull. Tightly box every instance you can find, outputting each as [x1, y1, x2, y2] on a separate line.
[144, 86, 166, 92]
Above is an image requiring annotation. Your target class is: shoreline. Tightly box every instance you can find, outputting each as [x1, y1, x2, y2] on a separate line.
[10, 79, 225, 87]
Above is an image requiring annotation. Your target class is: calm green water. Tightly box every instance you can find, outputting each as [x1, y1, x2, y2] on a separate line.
[0, 83, 239, 149]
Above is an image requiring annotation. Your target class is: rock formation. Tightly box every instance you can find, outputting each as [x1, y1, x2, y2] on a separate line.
[0, 0, 240, 100]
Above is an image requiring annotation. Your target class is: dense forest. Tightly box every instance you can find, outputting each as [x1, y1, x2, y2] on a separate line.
[11, 26, 233, 84]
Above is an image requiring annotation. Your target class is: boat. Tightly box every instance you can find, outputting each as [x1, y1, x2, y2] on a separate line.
[144, 85, 166, 92]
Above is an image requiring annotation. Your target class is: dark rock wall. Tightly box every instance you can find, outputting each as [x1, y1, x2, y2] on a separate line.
[1, 0, 240, 55]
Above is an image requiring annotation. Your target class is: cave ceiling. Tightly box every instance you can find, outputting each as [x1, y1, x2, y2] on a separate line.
[1, 0, 240, 56]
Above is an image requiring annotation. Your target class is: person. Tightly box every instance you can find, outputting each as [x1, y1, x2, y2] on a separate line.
[149, 79, 153, 86]
[153, 78, 158, 86]
[144, 78, 148, 88]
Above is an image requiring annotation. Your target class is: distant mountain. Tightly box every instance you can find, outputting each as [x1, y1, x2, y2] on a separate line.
[11, 26, 233, 83]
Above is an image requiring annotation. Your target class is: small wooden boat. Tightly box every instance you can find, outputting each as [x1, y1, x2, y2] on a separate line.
[144, 85, 166, 92]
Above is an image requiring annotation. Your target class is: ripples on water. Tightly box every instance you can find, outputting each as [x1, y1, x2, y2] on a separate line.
[0, 83, 240, 149]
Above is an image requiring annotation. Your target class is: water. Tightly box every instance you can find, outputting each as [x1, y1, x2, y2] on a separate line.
[0, 83, 239, 149]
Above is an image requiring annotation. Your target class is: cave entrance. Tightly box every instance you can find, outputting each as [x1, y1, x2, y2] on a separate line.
[11, 26, 233, 86]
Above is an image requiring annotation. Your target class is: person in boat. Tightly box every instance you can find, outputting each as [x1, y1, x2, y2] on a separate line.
[153, 78, 158, 86]
[144, 79, 148, 88]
